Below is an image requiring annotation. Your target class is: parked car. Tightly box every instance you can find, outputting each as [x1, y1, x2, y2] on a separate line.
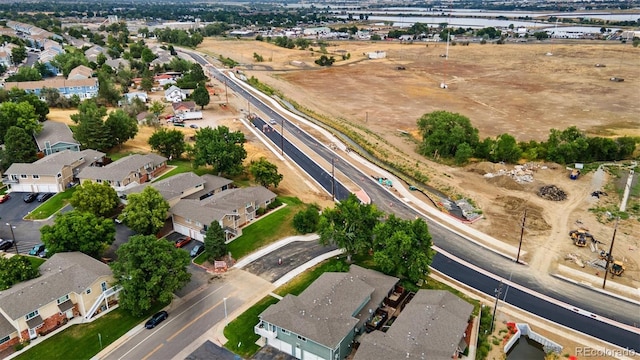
[37, 193, 53, 202]
[175, 236, 192, 248]
[269, 119, 277, 125]
[145, 311, 168, 329]
[23, 193, 38, 203]
[173, 122, 185, 127]
[0, 194, 11, 203]
[190, 244, 204, 257]
[0, 239, 14, 251]
[29, 244, 46, 256]
[189, 124, 198, 129]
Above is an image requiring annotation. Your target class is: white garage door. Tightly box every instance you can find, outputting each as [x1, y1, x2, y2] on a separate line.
[267, 338, 292, 355]
[303, 350, 325, 360]
[9, 184, 32, 193]
[173, 224, 192, 238]
[36, 184, 59, 193]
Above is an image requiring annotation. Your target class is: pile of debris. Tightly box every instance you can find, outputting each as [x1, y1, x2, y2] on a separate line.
[483, 163, 547, 183]
[537, 185, 567, 201]
[565, 253, 585, 268]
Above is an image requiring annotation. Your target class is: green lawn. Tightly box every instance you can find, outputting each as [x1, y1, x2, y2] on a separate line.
[154, 159, 210, 182]
[25, 187, 77, 220]
[15, 304, 167, 360]
[26, 256, 46, 269]
[224, 257, 347, 358]
[228, 197, 304, 260]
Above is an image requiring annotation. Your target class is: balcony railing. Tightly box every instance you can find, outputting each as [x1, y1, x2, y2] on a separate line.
[254, 322, 276, 340]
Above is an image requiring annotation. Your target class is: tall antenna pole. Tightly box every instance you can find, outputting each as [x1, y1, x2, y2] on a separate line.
[516, 209, 527, 264]
[602, 218, 620, 289]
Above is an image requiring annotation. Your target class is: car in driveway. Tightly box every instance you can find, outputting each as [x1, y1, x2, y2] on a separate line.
[29, 244, 46, 257]
[0, 239, 15, 251]
[145, 311, 168, 329]
[0, 194, 10, 203]
[23, 193, 38, 203]
[189, 124, 198, 129]
[175, 236, 192, 248]
[36, 193, 53, 202]
[190, 244, 204, 257]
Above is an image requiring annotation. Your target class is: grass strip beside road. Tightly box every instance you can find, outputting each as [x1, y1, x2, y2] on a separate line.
[227, 197, 304, 260]
[24, 187, 77, 220]
[14, 303, 166, 360]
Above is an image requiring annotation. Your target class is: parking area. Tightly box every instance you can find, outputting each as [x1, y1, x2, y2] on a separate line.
[164, 231, 201, 255]
[0, 192, 53, 255]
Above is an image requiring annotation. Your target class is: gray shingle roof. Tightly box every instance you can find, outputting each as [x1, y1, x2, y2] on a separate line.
[184, 174, 233, 200]
[353, 290, 474, 360]
[0, 313, 15, 338]
[77, 154, 167, 182]
[5, 149, 104, 176]
[123, 172, 205, 202]
[34, 121, 78, 150]
[0, 252, 112, 321]
[259, 266, 398, 349]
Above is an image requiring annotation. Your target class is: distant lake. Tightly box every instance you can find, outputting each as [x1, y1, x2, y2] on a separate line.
[335, 14, 554, 29]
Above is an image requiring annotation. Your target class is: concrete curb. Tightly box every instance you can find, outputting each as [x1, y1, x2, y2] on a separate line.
[233, 234, 319, 269]
[550, 273, 640, 306]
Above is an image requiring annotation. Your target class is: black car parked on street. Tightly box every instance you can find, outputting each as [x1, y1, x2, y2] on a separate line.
[145, 311, 168, 329]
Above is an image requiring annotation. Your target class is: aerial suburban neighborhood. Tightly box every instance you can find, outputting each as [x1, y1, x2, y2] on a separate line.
[0, 0, 638, 360]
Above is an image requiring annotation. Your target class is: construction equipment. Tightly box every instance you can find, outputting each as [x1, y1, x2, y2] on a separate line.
[610, 261, 626, 276]
[569, 229, 594, 247]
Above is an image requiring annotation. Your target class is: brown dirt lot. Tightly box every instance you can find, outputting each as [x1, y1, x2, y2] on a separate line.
[197, 38, 640, 294]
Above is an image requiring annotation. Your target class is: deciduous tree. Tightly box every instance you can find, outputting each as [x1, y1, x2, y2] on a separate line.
[3, 126, 38, 166]
[0, 101, 41, 140]
[373, 215, 433, 282]
[70, 181, 120, 218]
[204, 221, 227, 261]
[0, 256, 39, 290]
[111, 234, 191, 316]
[71, 100, 112, 151]
[417, 111, 479, 161]
[193, 126, 247, 176]
[40, 210, 116, 258]
[120, 187, 169, 235]
[293, 204, 320, 234]
[148, 128, 186, 159]
[191, 83, 210, 109]
[318, 194, 381, 262]
[249, 157, 283, 188]
[105, 109, 138, 148]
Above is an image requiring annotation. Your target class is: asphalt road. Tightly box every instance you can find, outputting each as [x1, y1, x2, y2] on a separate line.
[0, 192, 52, 254]
[187, 51, 640, 351]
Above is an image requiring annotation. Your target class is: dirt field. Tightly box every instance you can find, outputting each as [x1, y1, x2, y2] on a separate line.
[197, 38, 640, 293]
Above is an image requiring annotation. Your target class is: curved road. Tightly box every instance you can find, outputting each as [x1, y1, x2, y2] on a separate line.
[187, 52, 640, 351]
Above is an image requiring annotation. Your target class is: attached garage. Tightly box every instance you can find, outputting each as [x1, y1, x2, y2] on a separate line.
[9, 183, 59, 194]
[35, 184, 60, 193]
[172, 222, 204, 242]
[267, 338, 292, 355]
[303, 350, 325, 360]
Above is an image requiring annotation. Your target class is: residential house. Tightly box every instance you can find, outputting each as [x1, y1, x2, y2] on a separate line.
[165, 85, 187, 103]
[0, 252, 120, 351]
[77, 153, 167, 192]
[38, 45, 65, 76]
[171, 100, 201, 120]
[104, 58, 130, 71]
[353, 290, 474, 360]
[34, 121, 80, 156]
[0, 44, 13, 67]
[3, 149, 105, 193]
[84, 45, 107, 63]
[170, 186, 275, 241]
[67, 65, 93, 80]
[122, 91, 148, 104]
[255, 266, 399, 360]
[3, 78, 99, 100]
[154, 73, 181, 87]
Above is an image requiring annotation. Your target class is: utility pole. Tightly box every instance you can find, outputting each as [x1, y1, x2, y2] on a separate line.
[224, 80, 228, 105]
[516, 209, 527, 264]
[280, 118, 285, 155]
[602, 217, 620, 289]
[490, 281, 503, 333]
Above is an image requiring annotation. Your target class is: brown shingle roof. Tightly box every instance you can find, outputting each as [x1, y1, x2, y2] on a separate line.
[34, 121, 78, 150]
[77, 154, 167, 182]
[5, 149, 104, 176]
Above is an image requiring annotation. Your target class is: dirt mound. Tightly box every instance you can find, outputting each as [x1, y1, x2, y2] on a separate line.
[486, 175, 523, 190]
[467, 161, 506, 175]
[537, 185, 567, 201]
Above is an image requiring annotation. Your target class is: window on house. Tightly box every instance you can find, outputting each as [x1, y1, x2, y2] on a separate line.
[57, 294, 70, 304]
[33, 175, 39, 179]
[265, 199, 271, 204]
[0, 335, 10, 345]
[186, 218, 192, 224]
[96, 179, 102, 183]
[281, 329, 289, 334]
[20, 174, 27, 179]
[196, 221, 202, 227]
[86, 288, 91, 295]
[57, 173, 62, 178]
[297, 335, 307, 342]
[25, 310, 39, 321]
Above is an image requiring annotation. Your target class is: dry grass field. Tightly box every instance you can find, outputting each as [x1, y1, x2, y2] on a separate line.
[198, 38, 640, 292]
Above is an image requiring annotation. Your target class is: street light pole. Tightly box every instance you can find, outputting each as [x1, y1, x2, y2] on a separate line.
[280, 118, 285, 155]
[490, 281, 503, 334]
[6, 223, 18, 254]
[516, 209, 527, 264]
